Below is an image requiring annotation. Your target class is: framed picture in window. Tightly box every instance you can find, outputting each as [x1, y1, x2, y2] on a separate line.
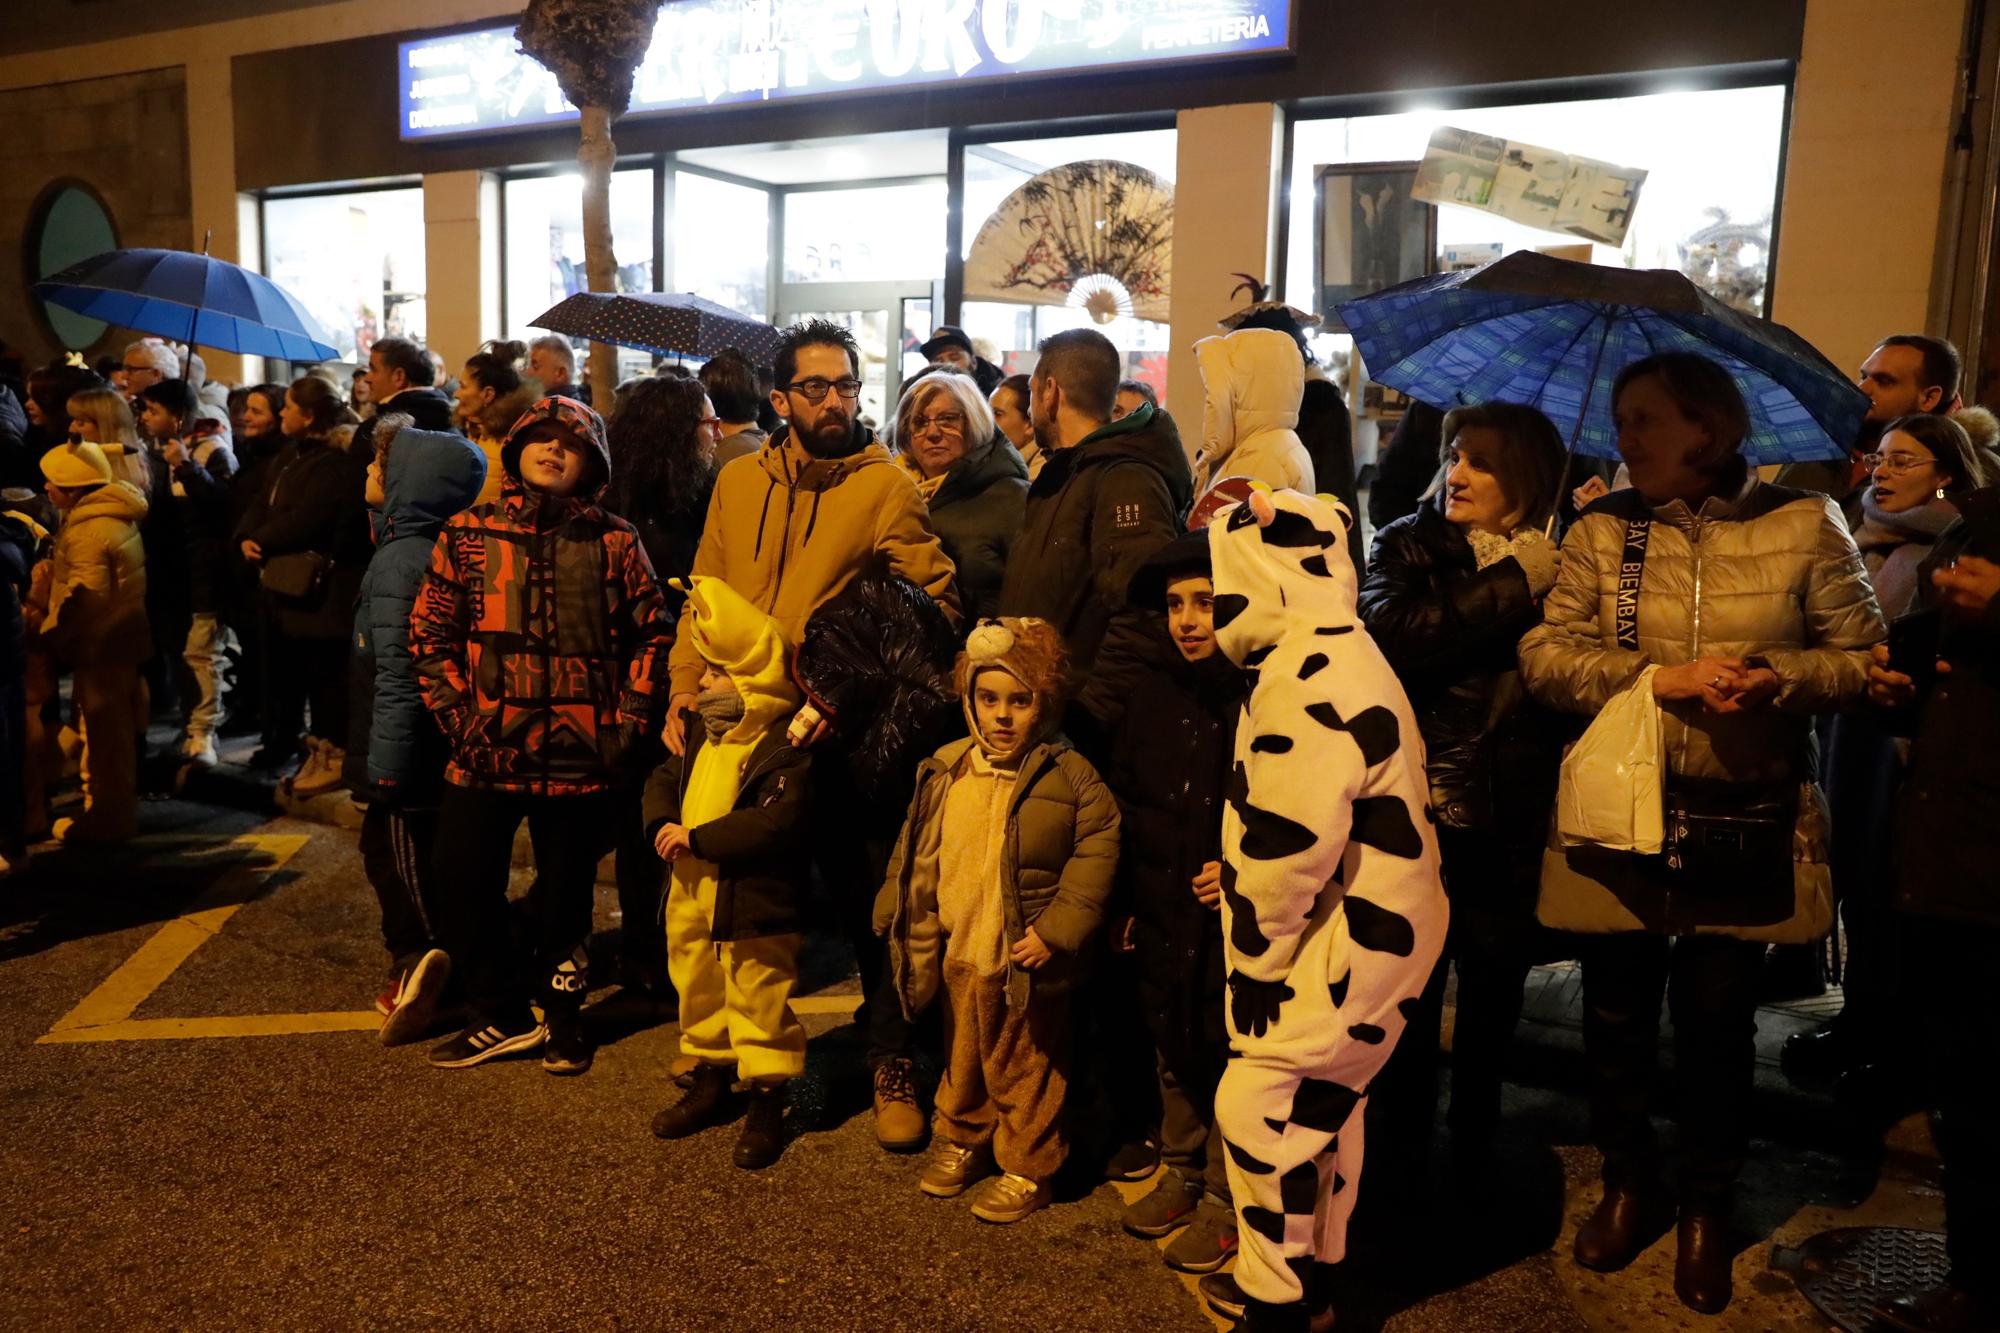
[1315, 162, 1436, 331]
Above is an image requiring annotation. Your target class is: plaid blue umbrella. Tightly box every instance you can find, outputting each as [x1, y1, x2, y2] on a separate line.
[530, 292, 784, 366]
[1337, 251, 1866, 465]
[32, 247, 340, 361]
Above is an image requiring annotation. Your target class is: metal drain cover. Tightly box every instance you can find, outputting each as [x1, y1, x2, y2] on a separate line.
[1770, 1227, 1951, 1331]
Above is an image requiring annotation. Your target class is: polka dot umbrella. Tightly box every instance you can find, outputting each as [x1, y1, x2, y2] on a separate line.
[529, 291, 784, 366]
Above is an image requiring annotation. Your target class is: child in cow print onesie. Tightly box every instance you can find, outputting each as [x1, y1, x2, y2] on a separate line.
[1206, 485, 1447, 1331]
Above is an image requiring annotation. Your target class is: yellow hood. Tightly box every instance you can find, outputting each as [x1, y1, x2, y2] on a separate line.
[673, 574, 799, 739]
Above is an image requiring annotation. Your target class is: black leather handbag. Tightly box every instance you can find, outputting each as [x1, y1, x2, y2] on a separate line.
[260, 550, 332, 601]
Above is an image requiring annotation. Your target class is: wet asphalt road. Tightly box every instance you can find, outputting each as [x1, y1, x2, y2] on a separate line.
[0, 793, 1929, 1331]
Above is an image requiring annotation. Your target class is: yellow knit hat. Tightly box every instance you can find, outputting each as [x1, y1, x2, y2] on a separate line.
[40, 442, 114, 489]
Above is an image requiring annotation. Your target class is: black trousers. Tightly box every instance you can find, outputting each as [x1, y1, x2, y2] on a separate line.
[1825, 713, 1907, 1058]
[359, 801, 441, 969]
[808, 746, 907, 1068]
[613, 790, 667, 987]
[433, 784, 620, 1027]
[1580, 932, 1765, 1207]
[1903, 913, 1999, 1298]
[269, 628, 347, 746]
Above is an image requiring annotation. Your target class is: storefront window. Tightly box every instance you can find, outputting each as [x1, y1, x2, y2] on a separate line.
[263, 187, 426, 366]
[502, 167, 656, 374]
[782, 182, 946, 284]
[1283, 86, 1789, 326]
[960, 127, 1177, 391]
[1282, 84, 1788, 495]
[673, 170, 770, 318]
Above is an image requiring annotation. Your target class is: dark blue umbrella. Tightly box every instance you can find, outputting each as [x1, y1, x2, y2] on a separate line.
[1337, 251, 1866, 465]
[32, 247, 340, 361]
[529, 291, 783, 366]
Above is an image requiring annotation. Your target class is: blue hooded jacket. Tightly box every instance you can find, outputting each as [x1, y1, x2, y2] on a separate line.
[347, 427, 487, 794]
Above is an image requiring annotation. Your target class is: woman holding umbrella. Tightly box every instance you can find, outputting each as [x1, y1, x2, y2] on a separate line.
[1518, 351, 1883, 1314]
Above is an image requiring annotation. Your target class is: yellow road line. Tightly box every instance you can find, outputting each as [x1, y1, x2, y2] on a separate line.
[39, 1012, 382, 1043]
[38, 833, 309, 1043]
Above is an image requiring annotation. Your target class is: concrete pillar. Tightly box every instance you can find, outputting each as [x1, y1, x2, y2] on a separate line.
[184, 55, 255, 385]
[1770, 0, 1964, 377]
[423, 170, 500, 366]
[1164, 103, 1284, 451]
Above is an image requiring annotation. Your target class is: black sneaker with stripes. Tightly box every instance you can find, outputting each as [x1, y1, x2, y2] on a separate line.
[427, 1016, 546, 1069]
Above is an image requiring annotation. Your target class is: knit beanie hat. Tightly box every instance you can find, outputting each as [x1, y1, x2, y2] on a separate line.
[40, 442, 114, 489]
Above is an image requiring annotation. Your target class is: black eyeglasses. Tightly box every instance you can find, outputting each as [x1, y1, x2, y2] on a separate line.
[786, 377, 863, 403]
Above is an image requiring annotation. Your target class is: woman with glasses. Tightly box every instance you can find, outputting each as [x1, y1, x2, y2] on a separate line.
[893, 369, 1027, 623]
[1789, 412, 1987, 1112]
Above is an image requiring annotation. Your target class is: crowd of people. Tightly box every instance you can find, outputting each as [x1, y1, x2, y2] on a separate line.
[1, 303, 1993, 1333]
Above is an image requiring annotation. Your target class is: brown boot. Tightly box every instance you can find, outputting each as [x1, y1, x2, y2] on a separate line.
[1574, 1183, 1665, 1272]
[1673, 1208, 1734, 1314]
[872, 1056, 926, 1152]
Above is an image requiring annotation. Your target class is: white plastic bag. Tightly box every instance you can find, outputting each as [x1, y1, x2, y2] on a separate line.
[1556, 666, 1664, 855]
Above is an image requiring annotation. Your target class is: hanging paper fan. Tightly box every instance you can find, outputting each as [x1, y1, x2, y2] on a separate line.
[963, 160, 1173, 324]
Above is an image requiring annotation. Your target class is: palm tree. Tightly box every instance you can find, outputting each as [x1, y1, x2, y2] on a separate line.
[515, 0, 662, 414]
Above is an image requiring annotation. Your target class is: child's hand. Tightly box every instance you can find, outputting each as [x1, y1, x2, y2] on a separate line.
[1010, 926, 1053, 970]
[1192, 861, 1223, 910]
[653, 823, 692, 862]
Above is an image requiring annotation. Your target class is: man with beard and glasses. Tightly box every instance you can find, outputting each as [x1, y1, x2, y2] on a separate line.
[664, 318, 960, 1152]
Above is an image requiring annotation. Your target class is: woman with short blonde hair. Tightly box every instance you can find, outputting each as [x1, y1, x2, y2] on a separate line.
[891, 370, 1022, 622]
[65, 386, 149, 489]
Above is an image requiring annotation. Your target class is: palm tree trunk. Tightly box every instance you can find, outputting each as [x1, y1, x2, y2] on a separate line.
[578, 104, 619, 415]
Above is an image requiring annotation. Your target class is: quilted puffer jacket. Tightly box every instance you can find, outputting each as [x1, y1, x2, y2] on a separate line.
[346, 427, 487, 799]
[409, 396, 673, 797]
[1518, 476, 1885, 940]
[1359, 501, 1562, 840]
[1192, 327, 1315, 496]
[43, 479, 150, 668]
[875, 735, 1120, 1014]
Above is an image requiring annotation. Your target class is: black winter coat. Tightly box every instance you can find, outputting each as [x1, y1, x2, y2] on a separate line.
[1299, 377, 1363, 572]
[1106, 650, 1242, 1100]
[997, 404, 1192, 747]
[354, 387, 456, 454]
[641, 725, 813, 941]
[1358, 503, 1562, 854]
[235, 435, 372, 640]
[621, 465, 715, 622]
[1897, 485, 2000, 928]
[930, 432, 1028, 624]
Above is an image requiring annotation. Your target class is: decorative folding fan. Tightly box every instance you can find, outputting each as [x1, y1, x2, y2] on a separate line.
[963, 160, 1173, 324]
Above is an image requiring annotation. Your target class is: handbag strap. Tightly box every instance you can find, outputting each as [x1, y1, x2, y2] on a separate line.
[1615, 514, 1650, 650]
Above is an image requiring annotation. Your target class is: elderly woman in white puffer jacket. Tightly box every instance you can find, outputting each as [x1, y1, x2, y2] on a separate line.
[1517, 351, 1883, 1317]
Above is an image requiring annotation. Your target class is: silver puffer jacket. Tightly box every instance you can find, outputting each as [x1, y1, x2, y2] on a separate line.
[1518, 476, 1885, 940]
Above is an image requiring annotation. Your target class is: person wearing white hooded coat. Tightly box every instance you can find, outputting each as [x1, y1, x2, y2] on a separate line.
[1193, 329, 1317, 497]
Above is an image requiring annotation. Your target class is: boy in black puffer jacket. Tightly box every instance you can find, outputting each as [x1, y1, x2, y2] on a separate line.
[1105, 531, 1243, 1274]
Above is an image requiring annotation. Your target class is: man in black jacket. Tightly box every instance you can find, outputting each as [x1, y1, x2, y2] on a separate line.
[997, 328, 1190, 754]
[355, 338, 458, 459]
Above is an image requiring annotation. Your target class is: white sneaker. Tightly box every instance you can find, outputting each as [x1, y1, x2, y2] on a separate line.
[181, 735, 218, 767]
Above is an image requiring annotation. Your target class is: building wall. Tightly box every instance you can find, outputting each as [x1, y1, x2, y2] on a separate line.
[1770, 0, 1968, 384]
[2, 68, 191, 369]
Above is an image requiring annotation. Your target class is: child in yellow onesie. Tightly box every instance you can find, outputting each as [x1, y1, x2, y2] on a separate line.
[644, 575, 812, 1170]
[876, 617, 1121, 1223]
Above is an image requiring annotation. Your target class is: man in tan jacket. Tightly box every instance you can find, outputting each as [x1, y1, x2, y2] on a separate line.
[664, 318, 959, 1152]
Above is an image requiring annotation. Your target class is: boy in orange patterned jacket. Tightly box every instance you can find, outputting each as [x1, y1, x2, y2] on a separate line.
[411, 395, 672, 1074]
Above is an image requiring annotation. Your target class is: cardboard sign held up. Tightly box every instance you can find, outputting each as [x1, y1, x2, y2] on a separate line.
[1413, 127, 1647, 247]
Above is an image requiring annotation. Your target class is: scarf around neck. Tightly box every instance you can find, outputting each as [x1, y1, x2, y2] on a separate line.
[1854, 492, 1959, 619]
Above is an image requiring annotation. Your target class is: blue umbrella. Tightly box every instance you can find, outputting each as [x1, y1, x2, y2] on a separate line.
[529, 291, 784, 366]
[1337, 251, 1866, 465]
[32, 247, 340, 362]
